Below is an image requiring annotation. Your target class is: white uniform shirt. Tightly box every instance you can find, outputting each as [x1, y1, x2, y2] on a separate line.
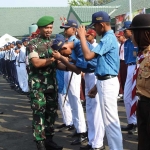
[10, 48, 16, 61]
[18, 46, 26, 63]
[119, 43, 125, 60]
[92, 39, 98, 48]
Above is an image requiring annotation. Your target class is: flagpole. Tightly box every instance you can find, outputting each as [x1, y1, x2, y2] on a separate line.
[129, 0, 132, 21]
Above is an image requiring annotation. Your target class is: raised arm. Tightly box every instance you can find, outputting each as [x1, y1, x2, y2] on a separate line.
[77, 26, 96, 60]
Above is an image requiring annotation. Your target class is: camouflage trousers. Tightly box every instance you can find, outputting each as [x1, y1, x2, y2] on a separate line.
[30, 90, 58, 141]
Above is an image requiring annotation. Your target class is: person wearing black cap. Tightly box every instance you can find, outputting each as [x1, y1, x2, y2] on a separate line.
[52, 32, 105, 150]
[26, 16, 63, 150]
[128, 13, 150, 150]
[60, 19, 87, 145]
[15, 40, 27, 94]
[16, 38, 29, 94]
[120, 21, 138, 133]
[76, 11, 123, 150]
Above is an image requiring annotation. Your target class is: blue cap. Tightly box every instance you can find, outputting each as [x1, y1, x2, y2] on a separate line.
[15, 46, 18, 50]
[60, 20, 78, 29]
[16, 40, 22, 45]
[88, 11, 111, 28]
[119, 21, 131, 31]
[7, 42, 11, 46]
[51, 34, 65, 51]
[12, 41, 16, 45]
[22, 37, 29, 43]
[14, 47, 19, 50]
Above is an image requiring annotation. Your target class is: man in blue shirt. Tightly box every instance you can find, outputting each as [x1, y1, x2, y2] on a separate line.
[120, 21, 138, 132]
[52, 35, 105, 150]
[76, 11, 123, 150]
[60, 20, 87, 145]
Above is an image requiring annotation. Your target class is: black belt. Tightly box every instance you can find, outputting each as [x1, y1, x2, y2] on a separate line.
[120, 60, 125, 62]
[86, 70, 95, 73]
[128, 62, 136, 66]
[97, 75, 117, 80]
[19, 62, 25, 63]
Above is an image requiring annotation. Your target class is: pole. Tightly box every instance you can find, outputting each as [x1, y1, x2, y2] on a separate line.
[129, 0, 132, 21]
[63, 71, 73, 107]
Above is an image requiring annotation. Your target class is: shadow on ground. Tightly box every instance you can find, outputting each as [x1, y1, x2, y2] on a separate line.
[0, 75, 137, 150]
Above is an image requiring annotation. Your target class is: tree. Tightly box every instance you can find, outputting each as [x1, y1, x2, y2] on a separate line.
[68, 0, 92, 6]
[88, 0, 115, 5]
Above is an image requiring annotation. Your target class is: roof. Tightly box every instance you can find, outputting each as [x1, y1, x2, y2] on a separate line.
[0, 34, 18, 47]
[68, 6, 120, 23]
[0, 7, 70, 36]
[104, 0, 150, 18]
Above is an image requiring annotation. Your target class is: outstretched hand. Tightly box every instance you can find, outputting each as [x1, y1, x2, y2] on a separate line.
[88, 85, 97, 98]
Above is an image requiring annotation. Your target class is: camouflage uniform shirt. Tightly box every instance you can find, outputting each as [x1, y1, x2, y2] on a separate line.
[27, 35, 57, 93]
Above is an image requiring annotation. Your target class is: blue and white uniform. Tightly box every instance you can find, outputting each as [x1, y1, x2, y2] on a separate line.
[16, 45, 29, 92]
[56, 70, 73, 126]
[92, 30, 123, 150]
[73, 39, 105, 149]
[64, 35, 87, 133]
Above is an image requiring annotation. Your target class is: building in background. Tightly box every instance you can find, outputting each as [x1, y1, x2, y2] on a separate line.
[0, 0, 150, 39]
[0, 7, 70, 39]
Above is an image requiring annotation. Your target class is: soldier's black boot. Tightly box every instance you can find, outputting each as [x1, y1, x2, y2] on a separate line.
[36, 140, 46, 150]
[45, 135, 63, 150]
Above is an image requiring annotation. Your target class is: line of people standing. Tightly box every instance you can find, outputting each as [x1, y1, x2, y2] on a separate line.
[0, 39, 29, 95]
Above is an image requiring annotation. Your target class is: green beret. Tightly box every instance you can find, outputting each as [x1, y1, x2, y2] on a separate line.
[37, 16, 54, 27]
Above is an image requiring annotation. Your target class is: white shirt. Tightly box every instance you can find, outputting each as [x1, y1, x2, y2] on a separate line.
[92, 39, 98, 48]
[119, 43, 125, 60]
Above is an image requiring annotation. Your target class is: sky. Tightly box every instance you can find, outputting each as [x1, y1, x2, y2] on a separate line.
[0, 0, 69, 7]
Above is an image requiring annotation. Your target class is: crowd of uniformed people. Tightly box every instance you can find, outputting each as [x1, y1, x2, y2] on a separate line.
[0, 39, 29, 95]
[0, 11, 150, 150]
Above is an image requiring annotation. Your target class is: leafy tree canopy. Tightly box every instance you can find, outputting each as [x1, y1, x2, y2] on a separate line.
[68, 0, 92, 6]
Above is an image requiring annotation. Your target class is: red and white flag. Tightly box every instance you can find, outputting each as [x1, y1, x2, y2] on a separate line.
[130, 53, 144, 116]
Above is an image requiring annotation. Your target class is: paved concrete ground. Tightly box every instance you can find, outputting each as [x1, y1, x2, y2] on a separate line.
[0, 75, 138, 150]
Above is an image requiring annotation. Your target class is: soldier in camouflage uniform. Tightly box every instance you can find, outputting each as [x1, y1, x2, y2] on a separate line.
[27, 16, 63, 150]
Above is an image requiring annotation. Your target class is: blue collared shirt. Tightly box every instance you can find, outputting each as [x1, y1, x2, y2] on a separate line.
[92, 30, 119, 76]
[73, 40, 97, 73]
[68, 35, 79, 61]
[56, 70, 66, 94]
[124, 38, 138, 64]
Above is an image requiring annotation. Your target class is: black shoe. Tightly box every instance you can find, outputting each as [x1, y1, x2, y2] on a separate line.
[80, 144, 92, 150]
[45, 137, 63, 150]
[66, 125, 74, 131]
[0, 112, 3, 114]
[121, 124, 135, 131]
[10, 83, 15, 88]
[71, 130, 79, 137]
[71, 133, 87, 145]
[21, 91, 29, 95]
[56, 123, 66, 129]
[128, 124, 137, 134]
[90, 146, 105, 150]
[36, 141, 46, 150]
